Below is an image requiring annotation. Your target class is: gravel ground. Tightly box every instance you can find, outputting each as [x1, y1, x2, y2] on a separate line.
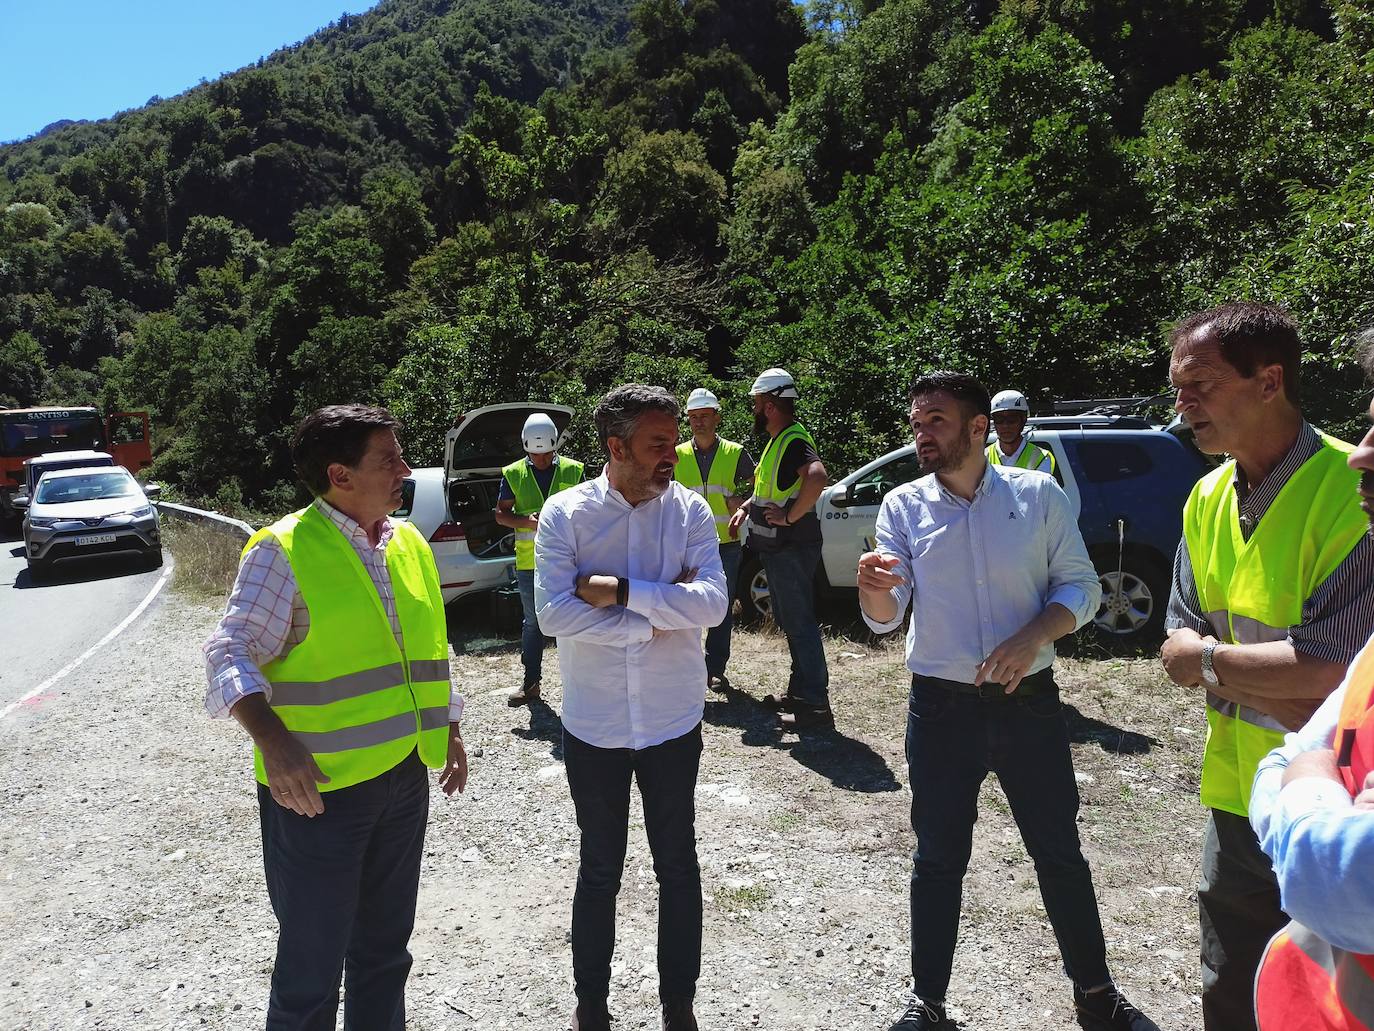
[0, 581, 1205, 1031]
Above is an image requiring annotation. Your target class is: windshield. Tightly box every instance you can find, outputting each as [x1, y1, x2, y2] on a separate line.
[1, 411, 105, 458]
[35, 471, 139, 504]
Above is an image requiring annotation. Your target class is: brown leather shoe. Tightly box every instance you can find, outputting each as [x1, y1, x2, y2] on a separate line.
[662, 999, 698, 1031]
[571, 1003, 611, 1031]
[780, 703, 835, 730]
[507, 681, 541, 707]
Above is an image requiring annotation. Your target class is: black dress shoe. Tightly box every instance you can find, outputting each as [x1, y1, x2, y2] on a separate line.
[661, 998, 698, 1030]
[1073, 984, 1159, 1031]
[571, 1003, 612, 1031]
[889, 995, 953, 1029]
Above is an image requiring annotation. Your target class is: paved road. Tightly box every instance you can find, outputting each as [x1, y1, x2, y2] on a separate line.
[0, 527, 168, 713]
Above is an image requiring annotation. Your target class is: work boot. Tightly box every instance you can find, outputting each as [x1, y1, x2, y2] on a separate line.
[508, 681, 541, 707]
[661, 998, 698, 1031]
[1073, 983, 1159, 1031]
[780, 702, 835, 730]
[888, 994, 953, 1030]
[571, 1002, 612, 1031]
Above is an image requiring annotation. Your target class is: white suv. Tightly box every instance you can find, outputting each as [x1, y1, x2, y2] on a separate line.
[393, 403, 575, 607]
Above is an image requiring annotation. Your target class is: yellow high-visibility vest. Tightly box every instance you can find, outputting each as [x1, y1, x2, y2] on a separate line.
[986, 439, 1056, 474]
[675, 438, 743, 544]
[241, 505, 451, 791]
[502, 456, 584, 571]
[1185, 433, 1364, 815]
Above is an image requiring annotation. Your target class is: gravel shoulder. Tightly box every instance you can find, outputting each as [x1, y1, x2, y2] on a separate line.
[0, 582, 1204, 1031]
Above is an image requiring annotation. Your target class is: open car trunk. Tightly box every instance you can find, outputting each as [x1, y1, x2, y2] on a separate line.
[442, 403, 577, 557]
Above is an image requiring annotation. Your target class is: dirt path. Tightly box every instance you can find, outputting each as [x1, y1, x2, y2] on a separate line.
[0, 590, 1204, 1030]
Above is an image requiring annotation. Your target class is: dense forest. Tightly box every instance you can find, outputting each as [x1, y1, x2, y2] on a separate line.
[2, 0, 1372, 510]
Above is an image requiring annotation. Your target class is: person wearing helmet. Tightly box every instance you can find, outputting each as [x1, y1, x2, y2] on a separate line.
[496, 411, 585, 706]
[727, 368, 833, 729]
[675, 387, 757, 691]
[987, 389, 1055, 475]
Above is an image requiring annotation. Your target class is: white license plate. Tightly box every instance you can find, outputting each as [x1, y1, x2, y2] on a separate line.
[75, 534, 117, 547]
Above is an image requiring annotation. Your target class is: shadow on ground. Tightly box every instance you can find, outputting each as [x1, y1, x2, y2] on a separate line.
[705, 682, 900, 793]
[1064, 703, 1158, 755]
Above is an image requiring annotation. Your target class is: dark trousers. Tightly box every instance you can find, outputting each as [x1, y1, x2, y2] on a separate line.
[904, 675, 1111, 1001]
[563, 724, 704, 1008]
[257, 750, 429, 1031]
[1199, 808, 1285, 1031]
[516, 568, 545, 689]
[704, 542, 742, 678]
[760, 543, 830, 707]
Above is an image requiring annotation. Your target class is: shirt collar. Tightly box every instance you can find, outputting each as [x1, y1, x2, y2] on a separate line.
[917, 460, 995, 505]
[594, 470, 668, 511]
[1231, 420, 1321, 522]
[314, 496, 393, 549]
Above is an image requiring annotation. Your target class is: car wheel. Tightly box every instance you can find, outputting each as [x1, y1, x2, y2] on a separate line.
[145, 547, 164, 570]
[1092, 556, 1168, 648]
[26, 557, 52, 583]
[737, 554, 772, 624]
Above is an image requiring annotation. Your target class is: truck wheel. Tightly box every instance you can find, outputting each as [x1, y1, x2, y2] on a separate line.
[737, 554, 772, 624]
[1092, 555, 1168, 649]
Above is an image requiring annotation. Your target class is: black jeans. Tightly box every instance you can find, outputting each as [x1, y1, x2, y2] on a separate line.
[904, 675, 1111, 1001]
[1198, 808, 1285, 1031]
[257, 750, 429, 1031]
[563, 724, 704, 1009]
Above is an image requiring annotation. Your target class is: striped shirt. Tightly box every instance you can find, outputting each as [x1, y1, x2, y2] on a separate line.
[203, 497, 463, 721]
[1166, 421, 1374, 665]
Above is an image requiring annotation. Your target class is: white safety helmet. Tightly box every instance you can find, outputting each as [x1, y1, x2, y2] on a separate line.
[685, 388, 720, 412]
[521, 412, 559, 455]
[750, 367, 799, 399]
[990, 389, 1030, 415]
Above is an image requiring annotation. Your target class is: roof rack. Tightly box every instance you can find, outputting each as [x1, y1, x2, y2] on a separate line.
[1051, 393, 1173, 417]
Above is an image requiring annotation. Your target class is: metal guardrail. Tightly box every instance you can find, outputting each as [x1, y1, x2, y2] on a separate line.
[154, 501, 255, 543]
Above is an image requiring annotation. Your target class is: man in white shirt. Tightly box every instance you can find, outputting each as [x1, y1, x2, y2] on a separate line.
[857, 372, 1156, 1031]
[534, 384, 728, 1031]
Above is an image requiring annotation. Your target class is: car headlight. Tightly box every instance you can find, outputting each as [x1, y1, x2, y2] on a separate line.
[27, 516, 56, 528]
[128, 505, 155, 519]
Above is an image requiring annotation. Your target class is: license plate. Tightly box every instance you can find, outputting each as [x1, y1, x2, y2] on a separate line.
[75, 533, 117, 546]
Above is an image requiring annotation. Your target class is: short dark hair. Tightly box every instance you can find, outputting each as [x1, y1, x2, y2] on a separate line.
[593, 384, 680, 447]
[1169, 301, 1301, 405]
[291, 404, 401, 496]
[908, 370, 992, 420]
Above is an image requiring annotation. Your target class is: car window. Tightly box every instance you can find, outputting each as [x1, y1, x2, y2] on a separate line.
[35, 471, 138, 504]
[392, 479, 416, 519]
[1075, 441, 1154, 483]
[853, 453, 923, 499]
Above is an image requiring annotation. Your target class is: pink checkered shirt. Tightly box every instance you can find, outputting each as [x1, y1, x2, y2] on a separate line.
[203, 497, 463, 722]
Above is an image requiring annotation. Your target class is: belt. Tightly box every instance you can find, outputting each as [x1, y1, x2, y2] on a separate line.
[912, 667, 1056, 700]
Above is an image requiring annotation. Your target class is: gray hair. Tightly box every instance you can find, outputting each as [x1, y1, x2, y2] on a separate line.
[593, 384, 680, 447]
[1357, 325, 1374, 383]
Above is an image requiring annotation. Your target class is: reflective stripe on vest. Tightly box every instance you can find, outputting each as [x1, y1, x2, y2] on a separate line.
[1184, 433, 1366, 816]
[675, 438, 743, 543]
[1257, 923, 1374, 1030]
[502, 456, 584, 571]
[242, 506, 451, 791]
[986, 439, 1055, 474]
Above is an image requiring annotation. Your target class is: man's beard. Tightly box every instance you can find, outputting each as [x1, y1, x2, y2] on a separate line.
[917, 426, 975, 475]
[625, 456, 674, 499]
[1362, 471, 1374, 530]
[753, 411, 769, 437]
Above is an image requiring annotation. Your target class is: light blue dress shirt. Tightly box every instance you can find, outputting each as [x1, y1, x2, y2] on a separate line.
[534, 474, 728, 750]
[861, 463, 1101, 681]
[1251, 637, 1374, 953]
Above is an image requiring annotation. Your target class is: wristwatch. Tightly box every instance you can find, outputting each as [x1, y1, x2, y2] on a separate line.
[1200, 639, 1220, 687]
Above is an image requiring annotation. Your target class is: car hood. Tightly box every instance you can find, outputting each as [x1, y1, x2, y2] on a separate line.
[31, 497, 149, 521]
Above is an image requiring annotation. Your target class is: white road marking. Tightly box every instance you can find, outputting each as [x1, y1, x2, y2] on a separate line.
[0, 561, 174, 722]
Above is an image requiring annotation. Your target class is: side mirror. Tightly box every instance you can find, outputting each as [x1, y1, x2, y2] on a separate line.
[143, 483, 163, 499]
[12, 496, 29, 510]
[828, 484, 852, 508]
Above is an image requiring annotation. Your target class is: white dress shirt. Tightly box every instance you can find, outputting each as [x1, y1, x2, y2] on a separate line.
[862, 462, 1101, 681]
[534, 474, 728, 750]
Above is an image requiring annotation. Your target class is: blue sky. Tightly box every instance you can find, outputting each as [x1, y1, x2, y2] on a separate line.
[0, 1, 379, 143]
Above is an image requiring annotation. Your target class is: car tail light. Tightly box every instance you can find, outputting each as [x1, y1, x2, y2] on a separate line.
[430, 521, 466, 543]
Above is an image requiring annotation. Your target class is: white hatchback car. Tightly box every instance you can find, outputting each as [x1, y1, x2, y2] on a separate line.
[393, 403, 575, 607]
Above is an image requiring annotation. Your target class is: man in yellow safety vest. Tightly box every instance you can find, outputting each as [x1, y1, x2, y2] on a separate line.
[1159, 302, 1374, 1030]
[727, 368, 832, 730]
[674, 387, 755, 690]
[1250, 326, 1374, 1030]
[986, 389, 1055, 475]
[495, 412, 584, 706]
[203, 404, 468, 1030]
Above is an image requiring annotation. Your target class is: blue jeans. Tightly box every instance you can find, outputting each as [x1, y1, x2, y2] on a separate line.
[705, 542, 742, 678]
[564, 725, 704, 1008]
[759, 543, 829, 707]
[904, 674, 1110, 1001]
[516, 568, 545, 689]
[258, 750, 428, 1031]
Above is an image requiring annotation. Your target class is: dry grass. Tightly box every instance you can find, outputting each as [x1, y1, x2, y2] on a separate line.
[161, 519, 243, 600]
